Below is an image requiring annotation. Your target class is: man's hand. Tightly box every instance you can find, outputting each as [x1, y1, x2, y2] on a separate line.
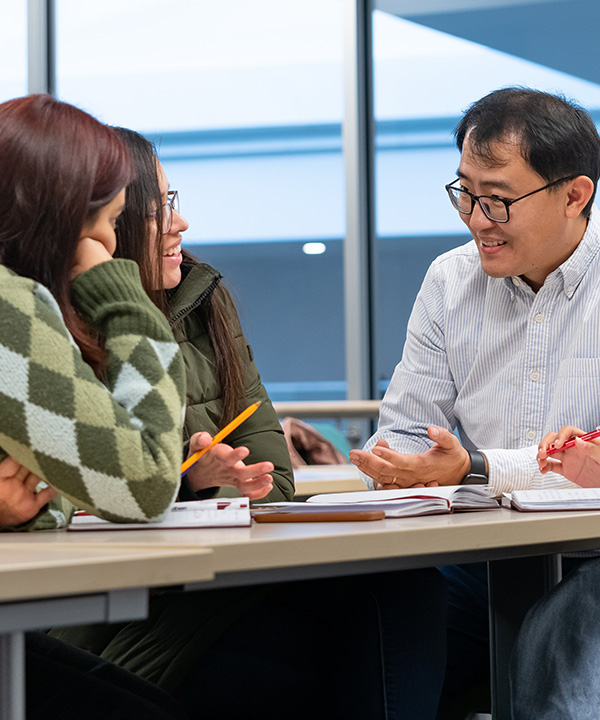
[186, 432, 275, 500]
[0, 457, 57, 527]
[538, 426, 600, 487]
[349, 426, 470, 489]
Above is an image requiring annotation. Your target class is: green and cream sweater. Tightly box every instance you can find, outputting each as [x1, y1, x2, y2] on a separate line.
[0, 259, 186, 530]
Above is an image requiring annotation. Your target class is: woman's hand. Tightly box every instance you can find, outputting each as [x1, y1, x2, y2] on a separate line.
[0, 456, 57, 527]
[538, 425, 600, 487]
[185, 432, 275, 500]
[71, 237, 113, 279]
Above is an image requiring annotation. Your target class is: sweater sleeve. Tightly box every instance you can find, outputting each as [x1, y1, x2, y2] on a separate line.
[0, 260, 185, 529]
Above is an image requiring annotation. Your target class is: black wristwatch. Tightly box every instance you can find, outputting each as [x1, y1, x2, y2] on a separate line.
[461, 450, 489, 485]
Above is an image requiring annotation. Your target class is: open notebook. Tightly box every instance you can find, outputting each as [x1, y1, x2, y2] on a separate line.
[68, 498, 251, 531]
[254, 485, 499, 519]
[505, 487, 600, 512]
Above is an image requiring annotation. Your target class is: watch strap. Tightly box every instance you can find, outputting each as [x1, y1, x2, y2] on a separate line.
[461, 450, 489, 485]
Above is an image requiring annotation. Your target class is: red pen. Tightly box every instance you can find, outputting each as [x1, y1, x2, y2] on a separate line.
[547, 427, 600, 455]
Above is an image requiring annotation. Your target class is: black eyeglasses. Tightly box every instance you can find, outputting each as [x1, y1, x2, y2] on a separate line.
[445, 176, 574, 223]
[163, 190, 179, 232]
[149, 190, 180, 232]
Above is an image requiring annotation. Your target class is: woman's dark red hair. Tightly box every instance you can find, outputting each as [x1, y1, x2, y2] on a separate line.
[0, 94, 133, 373]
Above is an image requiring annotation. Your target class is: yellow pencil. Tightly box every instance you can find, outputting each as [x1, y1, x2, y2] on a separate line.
[180, 401, 262, 477]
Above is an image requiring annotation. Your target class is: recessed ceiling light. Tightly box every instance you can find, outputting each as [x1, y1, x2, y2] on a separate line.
[302, 242, 326, 255]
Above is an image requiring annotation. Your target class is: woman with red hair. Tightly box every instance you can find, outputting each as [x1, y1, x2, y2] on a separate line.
[0, 94, 186, 527]
[0, 94, 188, 718]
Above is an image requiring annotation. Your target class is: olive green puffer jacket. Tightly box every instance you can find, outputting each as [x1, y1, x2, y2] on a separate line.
[170, 257, 294, 502]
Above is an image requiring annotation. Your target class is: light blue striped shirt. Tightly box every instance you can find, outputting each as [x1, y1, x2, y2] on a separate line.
[363, 207, 600, 495]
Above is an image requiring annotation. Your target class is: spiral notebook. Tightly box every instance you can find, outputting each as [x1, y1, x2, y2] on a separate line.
[505, 488, 600, 512]
[68, 498, 251, 531]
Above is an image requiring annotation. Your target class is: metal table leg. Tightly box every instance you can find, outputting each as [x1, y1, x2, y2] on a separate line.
[0, 632, 25, 720]
[488, 554, 561, 720]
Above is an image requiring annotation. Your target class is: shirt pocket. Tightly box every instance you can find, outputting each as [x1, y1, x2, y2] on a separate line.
[550, 358, 600, 428]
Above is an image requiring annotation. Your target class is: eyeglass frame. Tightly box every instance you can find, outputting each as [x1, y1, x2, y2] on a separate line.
[163, 190, 179, 232]
[444, 175, 575, 223]
[149, 190, 179, 232]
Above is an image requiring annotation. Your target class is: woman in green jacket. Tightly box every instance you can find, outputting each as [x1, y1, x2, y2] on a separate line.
[113, 126, 294, 504]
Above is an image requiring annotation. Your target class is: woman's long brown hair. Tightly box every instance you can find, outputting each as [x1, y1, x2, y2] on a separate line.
[0, 95, 133, 375]
[112, 127, 245, 425]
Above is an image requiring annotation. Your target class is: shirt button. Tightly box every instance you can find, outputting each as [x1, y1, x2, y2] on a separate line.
[526, 430, 536, 442]
[534, 313, 544, 323]
[530, 370, 540, 382]
[567, 285, 574, 293]
[512, 277, 521, 286]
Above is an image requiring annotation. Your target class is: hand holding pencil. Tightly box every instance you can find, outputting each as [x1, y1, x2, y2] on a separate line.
[182, 401, 275, 500]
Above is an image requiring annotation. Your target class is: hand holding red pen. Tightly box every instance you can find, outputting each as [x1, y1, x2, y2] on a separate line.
[538, 425, 600, 487]
[546, 426, 600, 455]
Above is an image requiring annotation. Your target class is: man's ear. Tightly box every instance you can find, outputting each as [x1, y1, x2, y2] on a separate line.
[565, 175, 595, 217]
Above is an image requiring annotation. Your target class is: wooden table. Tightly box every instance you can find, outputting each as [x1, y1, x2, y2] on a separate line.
[27, 507, 596, 580]
[5, 507, 600, 720]
[0, 542, 214, 720]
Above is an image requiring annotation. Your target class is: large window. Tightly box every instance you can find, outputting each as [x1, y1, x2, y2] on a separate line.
[0, 2, 27, 101]
[56, 0, 345, 401]
[17, 0, 600, 405]
[372, 4, 600, 396]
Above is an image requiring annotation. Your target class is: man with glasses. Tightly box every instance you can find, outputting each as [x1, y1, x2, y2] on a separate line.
[350, 87, 600, 718]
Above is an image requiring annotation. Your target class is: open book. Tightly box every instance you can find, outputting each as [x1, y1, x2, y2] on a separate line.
[254, 486, 499, 520]
[68, 498, 251, 531]
[506, 488, 600, 512]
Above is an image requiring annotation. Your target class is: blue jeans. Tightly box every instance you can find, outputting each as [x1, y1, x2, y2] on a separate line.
[173, 569, 448, 720]
[511, 557, 600, 720]
[436, 562, 490, 719]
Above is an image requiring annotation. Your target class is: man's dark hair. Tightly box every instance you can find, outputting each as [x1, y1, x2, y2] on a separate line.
[455, 87, 600, 217]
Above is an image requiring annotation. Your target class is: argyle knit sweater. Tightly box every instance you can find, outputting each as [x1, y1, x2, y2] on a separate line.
[0, 259, 186, 530]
